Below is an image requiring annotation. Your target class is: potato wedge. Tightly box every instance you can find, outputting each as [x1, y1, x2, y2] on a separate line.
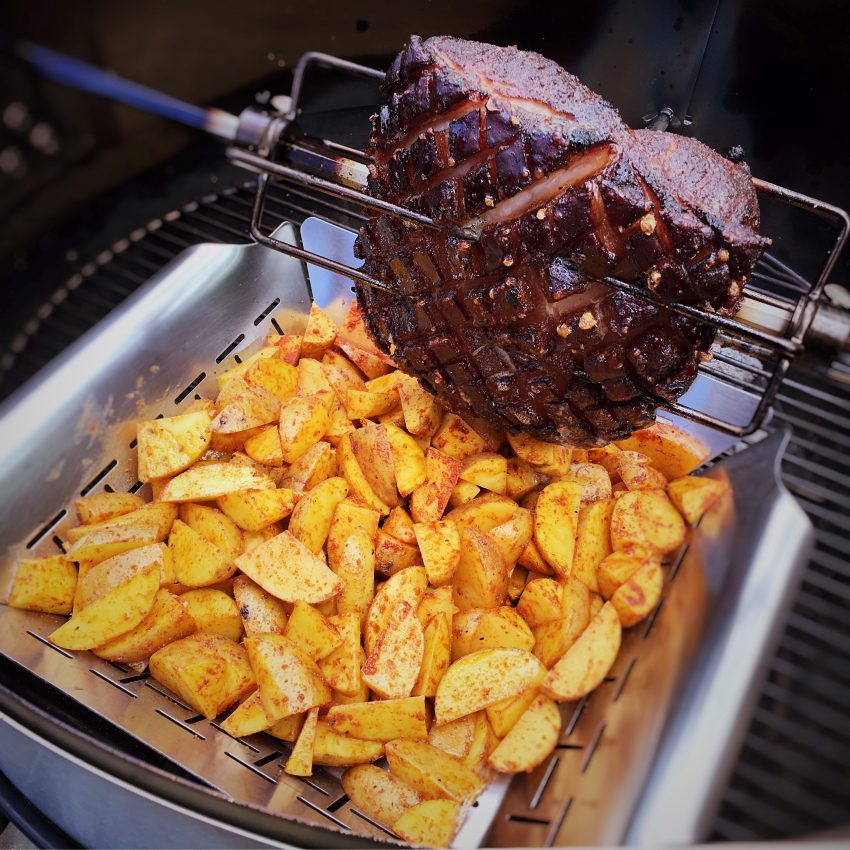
[344, 388, 398, 419]
[431, 413, 488, 460]
[278, 391, 334, 463]
[217, 488, 298, 533]
[383, 423, 428, 497]
[270, 332, 301, 364]
[428, 713, 476, 759]
[532, 577, 591, 667]
[507, 433, 571, 471]
[337, 432, 390, 515]
[336, 339, 391, 380]
[487, 508, 534, 569]
[75, 492, 145, 525]
[465, 711, 500, 780]
[365, 565, 428, 654]
[65, 503, 177, 563]
[485, 687, 540, 738]
[611, 559, 664, 627]
[285, 707, 319, 777]
[456, 455, 505, 497]
[409, 449, 462, 523]
[287, 476, 349, 553]
[517, 537, 554, 576]
[542, 602, 622, 701]
[452, 526, 508, 611]
[435, 648, 546, 724]
[326, 696, 427, 742]
[267, 711, 305, 743]
[327, 500, 380, 568]
[398, 376, 442, 438]
[362, 600, 424, 699]
[393, 799, 464, 849]
[564, 462, 613, 503]
[169, 519, 235, 587]
[219, 690, 273, 738]
[417, 586, 458, 629]
[318, 613, 361, 695]
[597, 546, 659, 599]
[232, 575, 288, 635]
[506, 457, 545, 501]
[150, 633, 255, 719]
[137, 410, 212, 482]
[374, 530, 421, 577]
[243, 633, 331, 721]
[49, 555, 159, 650]
[445, 493, 518, 532]
[282, 440, 335, 491]
[517, 578, 563, 629]
[313, 721, 384, 766]
[616, 422, 710, 479]
[572, 499, 614, 593]
[94, 589, 196, 663]
[8, 555, 77, 615]
[234, 530, 342, 604]
[383, 505, 416, 544]
[341, 765, 423, 828]
[181, 588, 243, 642]
[508, 566, 528, 602]
[324, 400, 355, 446]
[213, 383, 280, 433]
[334, 529, 376, 627]
[448, 481, 480, 508]
[159, 463, 273, 503]
[611, 489, 686, 554]
[385, 739, 483, 803]
[178, 503, 243, 561]
[413, 611, 451, 698]
[534, 480, 583, 577]
[611, 451, 668, 491]
[217, 346, 276, 391]
[284, 600, 341, 661]
[301, 303, 338, 359]
[349, 424, 399, 507]
[487, 694, 561, 774]
[244, 356, 297, 402]
[472, 606, 535, 653]
[451, 608, 487, 661]
[414, 520, 460, 586]
[667, 475, 729, 524]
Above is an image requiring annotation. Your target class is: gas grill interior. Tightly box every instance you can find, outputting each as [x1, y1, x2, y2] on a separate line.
[2, 0, 850, 844]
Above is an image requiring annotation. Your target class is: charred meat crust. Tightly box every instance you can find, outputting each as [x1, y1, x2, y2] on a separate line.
[356, 35, 769, 447]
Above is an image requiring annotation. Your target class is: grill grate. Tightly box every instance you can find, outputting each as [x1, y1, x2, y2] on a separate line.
[1, 180, 849, 841]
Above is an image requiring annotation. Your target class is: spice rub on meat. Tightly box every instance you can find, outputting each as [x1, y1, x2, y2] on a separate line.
[355, 35, 769, 447]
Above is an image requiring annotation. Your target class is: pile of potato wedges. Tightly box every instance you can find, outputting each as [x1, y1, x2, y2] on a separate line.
[6, 302, 729, 847]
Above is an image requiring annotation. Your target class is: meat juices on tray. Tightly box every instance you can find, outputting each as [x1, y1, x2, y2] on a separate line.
[355, 35, 769, 447]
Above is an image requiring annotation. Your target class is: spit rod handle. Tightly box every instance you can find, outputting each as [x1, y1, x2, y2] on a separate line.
[15, 40, 241, 141]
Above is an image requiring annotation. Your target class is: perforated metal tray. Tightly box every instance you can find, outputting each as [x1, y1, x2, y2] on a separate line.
[0, 222, 812, 848]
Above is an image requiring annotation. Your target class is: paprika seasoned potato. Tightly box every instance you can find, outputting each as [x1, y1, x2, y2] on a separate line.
[435, 648, 546, 724]
[8, 556, 77, 615]
[8, 300, 716, 848]
[341, 764, 424, 828]
[150, 633, 255, 719]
